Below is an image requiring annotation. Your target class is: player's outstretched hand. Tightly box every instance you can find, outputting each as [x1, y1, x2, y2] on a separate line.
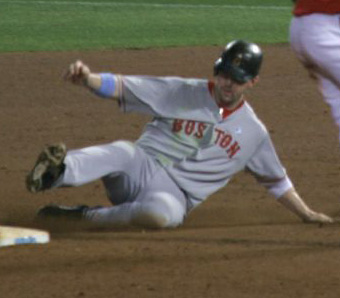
[64, 60, 91, 85]
[302, 211, 334, 224]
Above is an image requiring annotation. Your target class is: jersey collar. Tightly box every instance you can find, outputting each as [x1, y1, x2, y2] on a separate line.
[208, 81, 245, 119]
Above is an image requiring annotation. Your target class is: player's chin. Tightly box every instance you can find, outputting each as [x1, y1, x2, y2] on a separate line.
[220, 94, 235, 105]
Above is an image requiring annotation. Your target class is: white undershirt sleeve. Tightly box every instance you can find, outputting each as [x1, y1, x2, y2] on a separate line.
[245, 135, 294, 199]
[257, 176, 293, 199]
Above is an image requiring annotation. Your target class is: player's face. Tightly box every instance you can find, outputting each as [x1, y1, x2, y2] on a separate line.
[213, 73, 257, 108]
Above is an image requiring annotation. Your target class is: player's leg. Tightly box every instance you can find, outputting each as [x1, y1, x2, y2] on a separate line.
[62, 140, 139, 186]
[289, 16, 305, 64]
[318, 76, 340, 142]
[101, 173, 133, 205]
[27, 140, 139, 192]
[290, 14, 340, 142]
[84, 167, 188, 228]
[84, 193, 186, 228]
[306, 17, 340, 88]
[291, 14, 340, 86]
[38, 166, 188, 229]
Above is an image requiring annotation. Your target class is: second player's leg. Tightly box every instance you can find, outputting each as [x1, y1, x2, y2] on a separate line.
[290, 14, 340, 88]
[318, 76, 340, 143]
[290, 14, 340, 143]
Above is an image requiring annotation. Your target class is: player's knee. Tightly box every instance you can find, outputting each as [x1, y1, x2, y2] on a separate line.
[133, 192, 185, 229]
[133, 208, 171, 229]
[109, 140, 136, 158]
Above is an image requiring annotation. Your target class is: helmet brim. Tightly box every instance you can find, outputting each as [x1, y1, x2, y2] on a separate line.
[215, 61, 253, 84]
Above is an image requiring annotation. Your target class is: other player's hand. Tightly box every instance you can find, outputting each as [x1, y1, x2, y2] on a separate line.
[64, 60, 91, 85]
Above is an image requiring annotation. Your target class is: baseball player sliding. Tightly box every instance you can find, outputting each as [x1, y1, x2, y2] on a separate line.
[290, 0, 340, 143]
[26, 40, 333, 228]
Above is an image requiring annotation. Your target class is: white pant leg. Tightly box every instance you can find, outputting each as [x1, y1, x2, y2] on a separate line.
[290, 14, 340, 85]
[290, 14, 340, 143]
[61, 141, 138, 186]
[319, 76, 340, 142]
[85, 167, 188, 229]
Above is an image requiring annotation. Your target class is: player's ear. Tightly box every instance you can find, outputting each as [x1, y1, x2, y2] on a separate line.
[249, 75, 260, 87]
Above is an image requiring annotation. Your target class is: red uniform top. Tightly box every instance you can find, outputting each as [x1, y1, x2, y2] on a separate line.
[293, 0, 340, 16]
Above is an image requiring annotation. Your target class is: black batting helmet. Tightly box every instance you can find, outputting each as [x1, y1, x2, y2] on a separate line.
[214, 40, 263, 83]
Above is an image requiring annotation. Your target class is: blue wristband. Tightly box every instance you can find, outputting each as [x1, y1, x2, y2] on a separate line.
[94, 73, 116, 98]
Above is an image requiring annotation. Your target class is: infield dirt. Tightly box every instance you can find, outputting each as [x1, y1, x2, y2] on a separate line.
[1, 44, 340, 298]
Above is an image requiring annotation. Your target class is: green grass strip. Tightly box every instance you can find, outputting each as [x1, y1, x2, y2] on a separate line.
[0, 1, 293, 52]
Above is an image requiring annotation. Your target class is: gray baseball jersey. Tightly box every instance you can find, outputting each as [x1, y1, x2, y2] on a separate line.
[118, 75, 291, 207]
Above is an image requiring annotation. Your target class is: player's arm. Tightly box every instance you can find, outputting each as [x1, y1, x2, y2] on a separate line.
[249, 172, 333, 224]
[277, 188, 333, 224]
[64, 60, 121, 99]
[246, 136, 333, 224]
[64, 60, 197, 118]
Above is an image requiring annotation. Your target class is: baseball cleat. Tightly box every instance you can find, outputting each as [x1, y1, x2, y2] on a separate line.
[26, 143, 67, 193]
[37, 204, 89, 220]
